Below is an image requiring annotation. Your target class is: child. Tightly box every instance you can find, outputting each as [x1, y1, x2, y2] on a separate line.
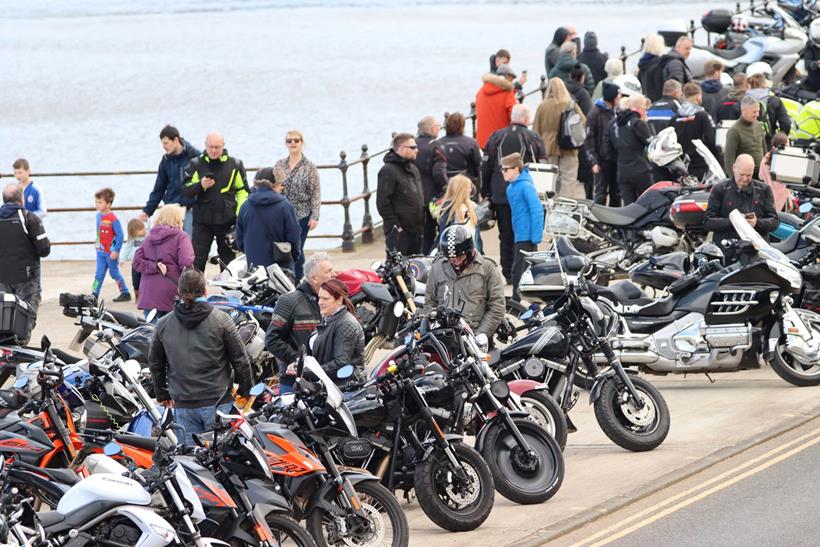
[92, 188, 131, 302]
[121, 218, 148, 302]
[12, 158, 47, 218]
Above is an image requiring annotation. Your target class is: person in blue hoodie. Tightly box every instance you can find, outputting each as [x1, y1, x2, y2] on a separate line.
[235, 167, 301, 272]
[503, 153, 544, 301]
[139, 125, 201, 236]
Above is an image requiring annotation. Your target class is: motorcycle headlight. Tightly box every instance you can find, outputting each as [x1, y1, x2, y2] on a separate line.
[766, 259, 802, 291]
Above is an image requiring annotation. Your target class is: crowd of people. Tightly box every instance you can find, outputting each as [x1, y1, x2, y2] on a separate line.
[0, 24, 792, 437]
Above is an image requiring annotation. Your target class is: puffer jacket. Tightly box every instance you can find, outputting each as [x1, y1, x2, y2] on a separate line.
[566, 81, 593, 115]
[607, 108, 653, 182]
[311, 307, 365, 380]
[481, 124, 547, 204]
[548, 53, 595, 94]
[149, 301, 252, 407]
[132, 224, 195, 312]
[376, 150, 425, 235]
[660, 49, 692, 86]
[415, 133, 448, 203]
[533, 96, 586, 157]
[584, 99, 616, 167]
[700, 79, 728, 121]
[0, 203, 50, 285]
[506, 169, 544, 244]
[424, 253, 505, 338]
[578, 32, 608, 85]
[265, 281, 321, 387]
[637, 53, 663, 102]
[475, 73, 517, 148]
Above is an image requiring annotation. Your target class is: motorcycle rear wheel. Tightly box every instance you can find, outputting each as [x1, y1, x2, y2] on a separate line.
[414, 442, 494, 532]
[480, 418, 564, 505]
[594, 376, 670, 452]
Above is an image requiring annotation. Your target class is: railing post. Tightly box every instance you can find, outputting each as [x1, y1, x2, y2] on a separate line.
[736, 2, 741, 13]
[360, 144, 374, 245]
[540, 75, 547, 99]
[689, 19, 696, 40]
[469, 101, 477, 138]
[620, 45, 627, 73]
[338, 150, 355, 252]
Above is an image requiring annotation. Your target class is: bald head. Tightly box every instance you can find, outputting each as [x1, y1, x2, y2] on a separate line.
[733, 154, 755, 188]
[2, 184, 22, 204]
[205, 132, 225, 160]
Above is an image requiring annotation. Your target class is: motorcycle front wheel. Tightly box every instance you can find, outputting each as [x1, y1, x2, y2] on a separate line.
[414, 442, 494, 532]
[518, 390, 568, 450]
[594, 375, 670, 452]
[769, 311, 820, 387]
[266, 513, 319, 547]
[480, 418, 564, 505]
[306, 481, 408, 547]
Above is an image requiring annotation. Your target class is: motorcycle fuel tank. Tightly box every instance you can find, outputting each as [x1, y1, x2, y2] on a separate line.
[500, 324, 568, 361]
[57, 473, 150, 515]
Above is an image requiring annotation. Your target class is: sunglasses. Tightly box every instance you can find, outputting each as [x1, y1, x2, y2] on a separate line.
[500, 167, 515, 172]
[286, 138, 302, 144]
[402, 145, 418, 150]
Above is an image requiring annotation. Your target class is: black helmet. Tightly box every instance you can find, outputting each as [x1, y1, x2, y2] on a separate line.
[439, 224, 475, 259]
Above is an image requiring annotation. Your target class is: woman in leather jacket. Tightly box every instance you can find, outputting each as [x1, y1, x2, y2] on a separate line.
[311, 278, 365, 383]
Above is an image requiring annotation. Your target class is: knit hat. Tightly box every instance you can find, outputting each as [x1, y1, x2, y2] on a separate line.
[497, 64, 517, 79]
[603, 82, 620, 103]
[500, 153, 524, 170]
[254, 167, 286, 186]
[584, 31, 598, 50]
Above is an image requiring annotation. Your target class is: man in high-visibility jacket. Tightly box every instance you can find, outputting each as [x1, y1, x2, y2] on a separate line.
[182, 132, 249, 272]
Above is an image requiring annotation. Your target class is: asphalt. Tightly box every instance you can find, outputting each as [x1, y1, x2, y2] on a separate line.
[26, 229, 820, 547]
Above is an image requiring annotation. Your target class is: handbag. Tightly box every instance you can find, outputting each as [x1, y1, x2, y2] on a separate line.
[272, 241, 293, 265]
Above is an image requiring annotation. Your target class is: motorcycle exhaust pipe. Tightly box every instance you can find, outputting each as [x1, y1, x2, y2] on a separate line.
[375, 454, 391, 479]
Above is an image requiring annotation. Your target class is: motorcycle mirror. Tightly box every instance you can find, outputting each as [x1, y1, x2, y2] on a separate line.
[393, 301, 405, 318]
[40, 336, 51, 352]
[370, 260, 382, 271]
[520, 309, 534, 321]
[145, 309, 158, 323]
[13, 376, 29, 389]
[799, 202, 813, 213]
[249, 383, 265, 397]
[103, 441, 122, 457]
[337, 364, 355, 380]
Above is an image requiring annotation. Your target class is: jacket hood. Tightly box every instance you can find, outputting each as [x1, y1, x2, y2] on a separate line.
[747, 88, 769, 101]
[583, 31, 598, 50]
[678, 101, 704, 117]
[555, 53, 577, 71]
[638, 52, 658, 67]
[480, 73, 514, 92]
[594, 98, 612, 110]
[0, 203, 22, 219]
[701, 79, 723, 93]
[383, 149, 412, 165]
[173, 300, 213, 329]
[146, 223, 184, 245]
[552, 27, 569, 46]
[617, 108, 641, 126]
[511, 169, 534, 186]
[729, 86, 746, 101]
[166, 138, 195, 160]
[248, 186, 287, 207]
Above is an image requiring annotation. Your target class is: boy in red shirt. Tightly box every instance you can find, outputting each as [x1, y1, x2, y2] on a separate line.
[92, 188, 130, 302]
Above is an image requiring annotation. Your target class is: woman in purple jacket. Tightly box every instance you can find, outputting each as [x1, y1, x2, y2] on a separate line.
[133, 204, 195, 319]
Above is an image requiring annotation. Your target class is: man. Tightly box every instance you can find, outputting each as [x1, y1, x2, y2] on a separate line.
[502, 153, 545, 301]
[140, 125, 201, 235]
[704, 154, 778, 245]
[377, 133, 425, 255]
[475, 63, 518, 149]
[700, 60, 728, 121]
[489, 48, 528, 90]
[265, 253, 334, 393]
[716, 73, 748, 123]
[415, 116, 448, 253]
[724, 96, 767, 176]
[182, 132, 249, 272]
[0, 184, 50, 344]
[803, 31, 820, 93]
[647, 79, 682, 133]
[12, 159, 46, 219]
[545, 26, 578, 74]
[482, 104, 547, 283]
[549, 41, 595, 94]
[607, 94, 653, 204]
[746, 72, 792, 146]
[149, 270, 252, 443]
[586, 82, 621, 205]
[566, 64, 593, 115]
[578, 31, 608, 86]
[425, 224, 505, 340]
[660, 36, 693, 86]
[672, 83, 723, 180]
[235, 168, 301, 270]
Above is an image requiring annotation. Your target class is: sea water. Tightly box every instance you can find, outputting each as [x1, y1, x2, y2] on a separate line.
[0, 0, 718, 259]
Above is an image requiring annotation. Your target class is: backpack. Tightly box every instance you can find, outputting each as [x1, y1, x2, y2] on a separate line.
[558, 100, 586, 150]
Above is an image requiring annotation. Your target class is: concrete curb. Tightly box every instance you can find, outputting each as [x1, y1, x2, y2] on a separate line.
[513, 399, 820, 547]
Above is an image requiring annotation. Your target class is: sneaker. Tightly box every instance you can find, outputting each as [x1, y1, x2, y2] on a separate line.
[113, 293, 132, 303]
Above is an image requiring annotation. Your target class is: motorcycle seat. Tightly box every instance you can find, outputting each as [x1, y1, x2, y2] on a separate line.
[0, 389, 24, 409]
[38, 467, 81, 486]
[107, 310, 145, 329]
[554, 236, 584, 257]
[594, 281, 652, 306]
[588, 202, 649, 226]
[44, 499, 126, 533]
[772, 230, 801, 254]
[778, 211, 804, 228]
[36, 511, 66, 528]
[704, 45, 747, 60]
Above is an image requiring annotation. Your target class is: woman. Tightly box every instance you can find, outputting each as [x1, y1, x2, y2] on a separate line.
[438, 175, 483, 253]
[759, 132, 795, 212]
[592, 58, 624, 101]
[311, 278, 365, 383]
[438, 112, 483, 190]
[637, 33, 666, 102]
[274, 130, 321, 281]
[132, 204, 195, 320]
[533, 77, 586, 199]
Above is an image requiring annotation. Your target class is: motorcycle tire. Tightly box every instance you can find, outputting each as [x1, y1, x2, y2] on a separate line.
[479, 418, 564, 505]
[307, 481, 408, 547]
[519, 390, 568, 450]
[768, 312, 820, 386]
[414, 442, 494, 532]
[594, 376, 670, 452]
[266, 513, 319, 547]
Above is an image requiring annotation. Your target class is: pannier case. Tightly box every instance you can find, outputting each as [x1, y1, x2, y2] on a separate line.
[527, 163, 560, 198]
[770, 146, 820, 185]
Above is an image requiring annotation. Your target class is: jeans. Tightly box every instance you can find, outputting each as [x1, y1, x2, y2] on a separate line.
[0, 269, 42, 344]
[183, 208, 193, 238]
[494, 203, 515, 282]
[192, 223, 235, 272]
[92, 252, 129, 296]
[173, 402, 234, 445]
[511, 241, 537, 301]
[295, 215, 310, 281]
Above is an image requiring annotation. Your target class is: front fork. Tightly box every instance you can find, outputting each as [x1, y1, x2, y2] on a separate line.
[589, 339, 643, 407]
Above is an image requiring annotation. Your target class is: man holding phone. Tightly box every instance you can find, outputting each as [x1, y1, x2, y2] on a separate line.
[703, 154, 778, 247]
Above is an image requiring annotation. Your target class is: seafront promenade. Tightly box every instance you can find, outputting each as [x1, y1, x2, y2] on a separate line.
[32, 228, 820, 546]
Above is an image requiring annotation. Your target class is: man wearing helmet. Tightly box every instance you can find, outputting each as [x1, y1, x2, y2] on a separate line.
[425, 224, 505, 340]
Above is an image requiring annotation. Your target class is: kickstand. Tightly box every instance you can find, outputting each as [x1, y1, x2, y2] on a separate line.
[704, 372, 715, 384]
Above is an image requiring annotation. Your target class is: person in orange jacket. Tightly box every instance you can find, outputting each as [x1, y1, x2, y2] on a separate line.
[475, 64, 518, 149]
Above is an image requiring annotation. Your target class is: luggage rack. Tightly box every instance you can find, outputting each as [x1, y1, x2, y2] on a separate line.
[544, 199, 588, 238]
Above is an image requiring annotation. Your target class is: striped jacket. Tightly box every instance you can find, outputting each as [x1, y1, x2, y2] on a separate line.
[264, 281, 321, 385]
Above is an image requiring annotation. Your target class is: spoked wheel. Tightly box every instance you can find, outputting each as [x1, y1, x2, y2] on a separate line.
[307, 481, 408, 547]
[266, 513, 319, 546]
[414, 442, 494, 532]
[518, 390, 568, 450]
[480, 419, 564, 504]
[594, 376, 670, 452]
[769, 310, 820, 387]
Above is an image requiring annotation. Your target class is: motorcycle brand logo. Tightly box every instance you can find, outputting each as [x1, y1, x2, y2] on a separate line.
[0, 438, 42, 453]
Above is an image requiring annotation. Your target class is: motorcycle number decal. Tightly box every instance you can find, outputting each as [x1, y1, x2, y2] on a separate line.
[0, 438, 43, 453]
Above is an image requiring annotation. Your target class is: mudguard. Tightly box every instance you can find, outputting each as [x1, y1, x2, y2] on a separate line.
[589, 368, 638, 404]
[473, 413, 529, 454]
[507, 379, 549, 396]
[304, 469, 381, 517]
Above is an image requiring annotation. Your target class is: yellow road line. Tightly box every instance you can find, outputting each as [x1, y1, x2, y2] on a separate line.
[570, 426, 820, 547]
